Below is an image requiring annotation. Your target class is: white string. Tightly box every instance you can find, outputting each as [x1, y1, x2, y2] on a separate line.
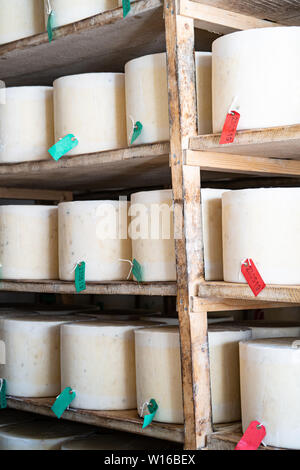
[119, 259, 133, 280]
[46, 0, 53, 15]
[128, 115, 136, 144]
[70, 259, 85, 274]
[139, 401, 151, 418]
[0, 379, 3, 393]
[228, 95, 239, 114]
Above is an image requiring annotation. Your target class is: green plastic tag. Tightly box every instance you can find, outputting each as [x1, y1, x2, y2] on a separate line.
[0, 379, 7, 409]
[75, 262, 86, 293]
[47, 10, 55, 43]
[142, 399, 158, 429]
[131, 121, 143, 145]
[48, 134, 78, 161]
[122, 0, 131, 17]
[51, 387, 75, 419]
[132, 259, 143, 282]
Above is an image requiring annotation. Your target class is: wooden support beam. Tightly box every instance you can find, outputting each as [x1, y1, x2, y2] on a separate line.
[198, 282, 300, 304]
[178, 0, 279, 34]
[192, 296, 299, 312]
[165, 1, 212, 449]
[0, 187, 73, 202]
[185, 150, 300, 176]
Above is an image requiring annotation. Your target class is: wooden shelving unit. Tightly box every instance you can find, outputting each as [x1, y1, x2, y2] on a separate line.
[1, 0, 300, 450]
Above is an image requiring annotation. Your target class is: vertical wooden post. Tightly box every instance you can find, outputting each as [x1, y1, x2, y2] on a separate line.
[164, 0, 212, 449]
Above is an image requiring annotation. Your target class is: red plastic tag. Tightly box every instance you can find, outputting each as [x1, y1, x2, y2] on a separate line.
[219, 110, 240, 144]
[235, 421, 266, 450]
[241, 259, 266, 297]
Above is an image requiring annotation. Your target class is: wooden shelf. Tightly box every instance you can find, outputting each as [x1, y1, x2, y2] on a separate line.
[0, 1, 165, 87]
[0, 280, 177, 296]
[0, 143, 171, 192]
[198, 281, 300, 304]
[206, 424, 284, 450]
[189, 124, 300, 160]
[7, 397, 183, 444]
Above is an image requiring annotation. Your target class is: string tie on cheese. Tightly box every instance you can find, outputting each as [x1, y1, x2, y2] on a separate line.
[46, 0, 53, 15]
[238, 258, 252, 281]
[139, 401, 151, 417]
[0, 379, 4, 393]
[228, 95, 239, 115]
[70, 259, 85, 274]
[128, 115, 136, 144]
[119, 259, 133, 280]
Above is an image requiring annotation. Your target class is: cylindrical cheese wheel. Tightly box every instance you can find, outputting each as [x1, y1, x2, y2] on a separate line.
[58, 201, 131, 281]
[61, 321, 149, 410]
[240, 337, 300, 449]
[135, 326, 183, 424]
[222, 188, 300, 284]
[44, 0, 119, 28]
[130, 190, 176, 281]
[212, 27, 300, 132]
[53, 73, 127, 155]
[0, 87, 54, 163]
[61, 432, 179, 450]
[201, 189, 229, 281]
[0, 205, 58, 280]
[1, 314, 90, 397]
[0, 419, 93, 450]
[125, 52, 212, 145]
[208, 325, 252, 424]
[226, 320, 300, 339]
[0, 0, 44, 45]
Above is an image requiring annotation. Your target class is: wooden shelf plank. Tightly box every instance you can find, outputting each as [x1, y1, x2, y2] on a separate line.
[198, 282, 300, 304]
[7, 397, 183, 443]
[206, 426, 284, 450]
[0, 143, 171, 192]
[190, 0, 300, 25]
[192, 297, 297, 312]
[179, 0, 280, 34]
[189, 124, 300, 160]
[0, 1, 166, 87]
[185, 150, 300, 176]
[0, 280, 177, 296]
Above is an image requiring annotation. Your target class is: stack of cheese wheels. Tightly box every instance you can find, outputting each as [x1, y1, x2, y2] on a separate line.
[125, 52, 212, 145]
[0, 314, 90, 397]
[0, 419, 94, 450]
[61, 432, 180, 450]
[212, 27, 300, 132]
[0, 0, 44, 45]
[53, 73, 127, 155]
[201, 189, 229, 281]
[222, 188, 300, 284]
[130, 190, 176, 281]
[0, 87, 54, 163]
[135, 325, 251, 424]
[0, 205, 58, 280]
[58, 201, 131, 281]
[44, 0, 120, 29]
[240, 337, 300, 449]
[228, 321, 300, 339]
[0, 410, 37, 428]
[61, 321, 155, 410]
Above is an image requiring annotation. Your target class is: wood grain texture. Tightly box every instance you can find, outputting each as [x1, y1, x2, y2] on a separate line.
[192, 297, 298, 312]
[0, 187, 72, 201]
[0, 280, 177, 296]
[192, 0, 300, 24]
[165, 1, 212, 449]
[185, 151, 300, 177]
[179, 0, 280, 34]
[198, 282, 300, 304]
[189, 124, 300, 160]
[0, 143, 171, 191]
[7, 397, 183, 443]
